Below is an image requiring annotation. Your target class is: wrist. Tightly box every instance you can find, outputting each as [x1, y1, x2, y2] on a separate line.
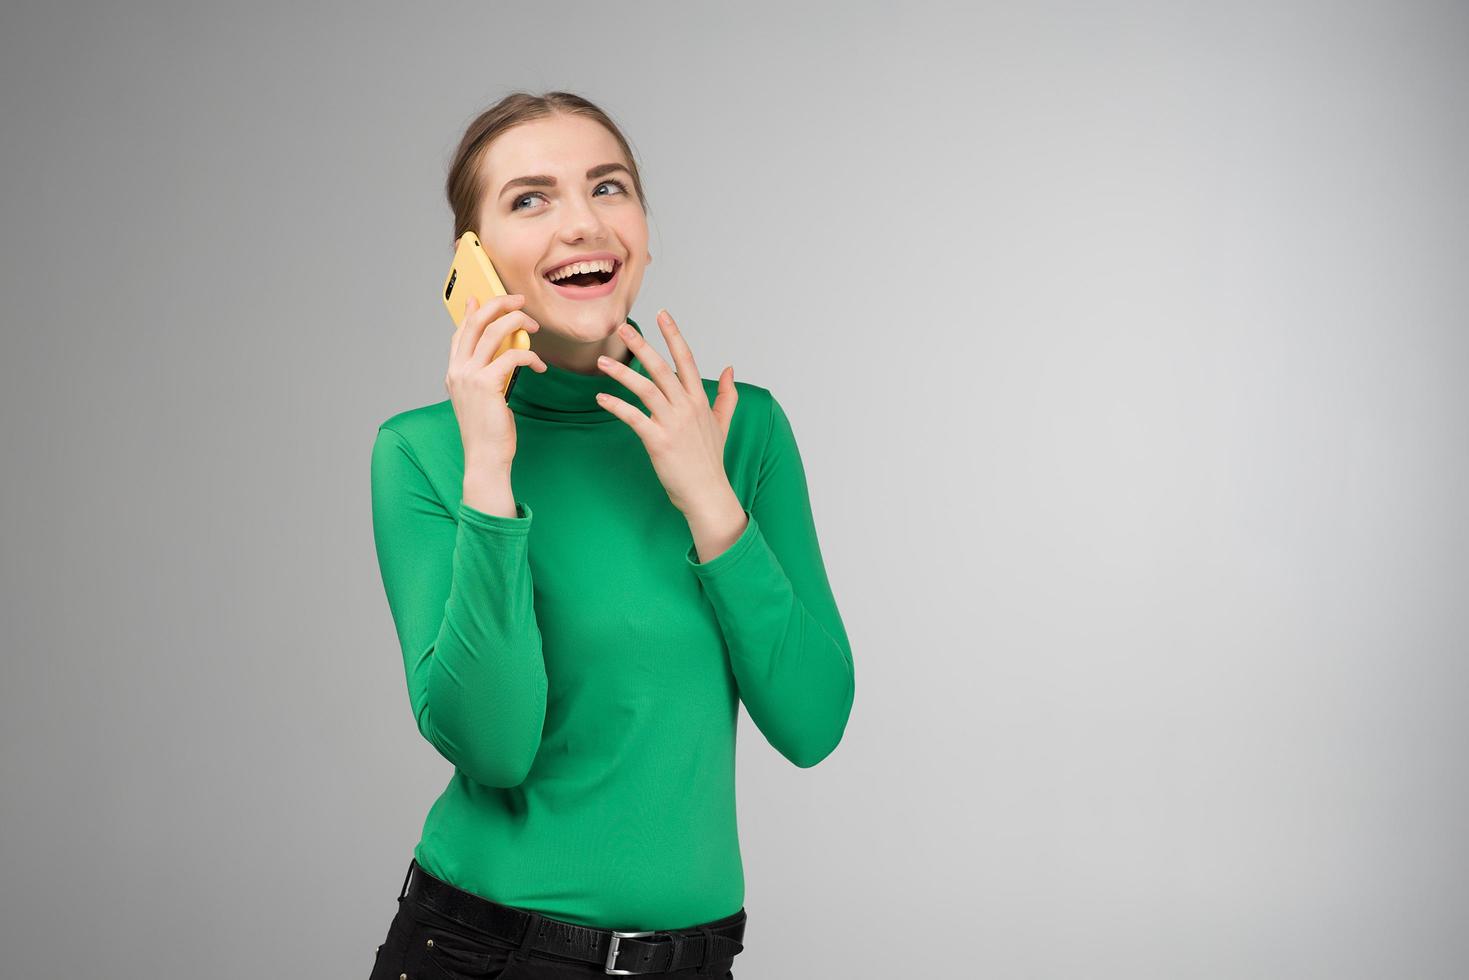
[685, 489, 748, 564]
[684, 483, 742, 525]
[462, 467, 516, 518]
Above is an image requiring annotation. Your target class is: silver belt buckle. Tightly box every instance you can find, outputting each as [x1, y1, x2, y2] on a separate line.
[605, 929, 656, 974]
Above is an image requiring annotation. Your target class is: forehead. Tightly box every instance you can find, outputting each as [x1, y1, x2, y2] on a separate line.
[478, 114, 625, 184]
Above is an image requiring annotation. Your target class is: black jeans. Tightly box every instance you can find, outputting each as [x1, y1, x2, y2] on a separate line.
[368, 870, 739, 979]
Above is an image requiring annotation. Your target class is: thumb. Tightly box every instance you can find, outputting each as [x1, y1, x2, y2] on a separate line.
[712, 365, 738, 436]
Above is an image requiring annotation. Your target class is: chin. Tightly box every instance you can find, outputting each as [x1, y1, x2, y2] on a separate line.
[538, 306, 628, 341]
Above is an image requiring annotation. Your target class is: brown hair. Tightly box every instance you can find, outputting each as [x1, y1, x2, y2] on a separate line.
[445, 91, 649, 246]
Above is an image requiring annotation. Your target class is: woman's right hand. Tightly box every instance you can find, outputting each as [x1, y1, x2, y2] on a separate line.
[445, 293, 549, 473]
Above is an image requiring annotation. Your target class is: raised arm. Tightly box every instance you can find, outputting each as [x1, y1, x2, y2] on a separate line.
[685, 391, 855, 767]
[369, 425, 547, 787]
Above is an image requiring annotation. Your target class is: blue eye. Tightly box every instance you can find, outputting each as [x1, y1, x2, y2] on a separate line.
[511, 179, 630, 212]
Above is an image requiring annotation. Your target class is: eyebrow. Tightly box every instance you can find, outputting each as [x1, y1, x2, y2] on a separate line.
[498, 163, 632, 200]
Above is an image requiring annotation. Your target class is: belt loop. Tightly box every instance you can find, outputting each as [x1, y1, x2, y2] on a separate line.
[516, 911, 544, 955]
[697, 925, 715, 968]
[398, 857, 416, 902]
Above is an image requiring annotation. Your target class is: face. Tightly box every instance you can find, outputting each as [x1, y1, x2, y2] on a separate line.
[472, 114, 652, 363]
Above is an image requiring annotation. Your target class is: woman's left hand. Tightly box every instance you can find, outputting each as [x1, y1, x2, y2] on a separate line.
[595, 309, 738, 518]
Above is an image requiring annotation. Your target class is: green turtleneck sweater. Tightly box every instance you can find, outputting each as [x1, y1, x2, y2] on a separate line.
[368, 316, 854, 931]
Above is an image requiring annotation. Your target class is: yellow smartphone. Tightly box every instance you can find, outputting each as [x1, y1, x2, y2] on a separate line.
[443, 231, 532, 399]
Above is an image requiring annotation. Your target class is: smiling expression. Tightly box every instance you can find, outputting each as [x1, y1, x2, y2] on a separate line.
[472, 114, 652, 370]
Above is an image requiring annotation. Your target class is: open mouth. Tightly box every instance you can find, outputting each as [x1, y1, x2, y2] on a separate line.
[544, 259, 622, 299]
[547, 265, 616, 287]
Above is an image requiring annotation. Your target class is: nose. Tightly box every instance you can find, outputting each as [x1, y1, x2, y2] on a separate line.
[556, 193, 609, 244]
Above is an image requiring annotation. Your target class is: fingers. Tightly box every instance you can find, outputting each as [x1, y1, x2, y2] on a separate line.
[593, 391, 653, 439]
[654, 309, 704, 395]
[450, 293, 483, 361]
[598, 350, 664, 408]
[486, 347, 548, 391]
[612, 320, 680, 410]
[470, 307, 539, 369]
[712, 365, 739, 436]
[450, 295, 472, 360]
[452, 293, 529, 364]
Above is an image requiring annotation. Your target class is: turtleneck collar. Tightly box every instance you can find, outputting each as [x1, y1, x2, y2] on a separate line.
[507, 315, 654, 424]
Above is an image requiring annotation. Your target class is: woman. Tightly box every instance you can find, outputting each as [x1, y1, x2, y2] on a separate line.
[367, 91, 855, 979]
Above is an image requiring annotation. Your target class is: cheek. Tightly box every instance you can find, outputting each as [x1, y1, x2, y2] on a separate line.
[479, 231, 538, 283]
[497, 251, 543, 294]
[619, 263, 644, 292]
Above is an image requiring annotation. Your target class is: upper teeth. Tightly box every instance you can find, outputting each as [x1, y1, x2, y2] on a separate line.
[546, 259, 616, 282]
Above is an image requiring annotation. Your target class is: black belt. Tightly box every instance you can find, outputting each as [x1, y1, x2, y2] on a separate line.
[399, 858, 747, 975]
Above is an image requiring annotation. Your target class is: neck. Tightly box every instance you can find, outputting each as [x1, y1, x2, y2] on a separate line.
[506, 315, 651, 424]
[531, 322, 635, 375]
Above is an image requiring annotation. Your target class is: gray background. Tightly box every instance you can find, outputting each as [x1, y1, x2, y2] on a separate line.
[2, 1, 1466, 977]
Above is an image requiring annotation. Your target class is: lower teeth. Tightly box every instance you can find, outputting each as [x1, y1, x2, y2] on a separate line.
[550, 267, 614, 289]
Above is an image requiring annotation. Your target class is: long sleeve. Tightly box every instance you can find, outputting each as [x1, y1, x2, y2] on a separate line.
[684, 392, 855, 768]
[369, 425, 548, 788]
